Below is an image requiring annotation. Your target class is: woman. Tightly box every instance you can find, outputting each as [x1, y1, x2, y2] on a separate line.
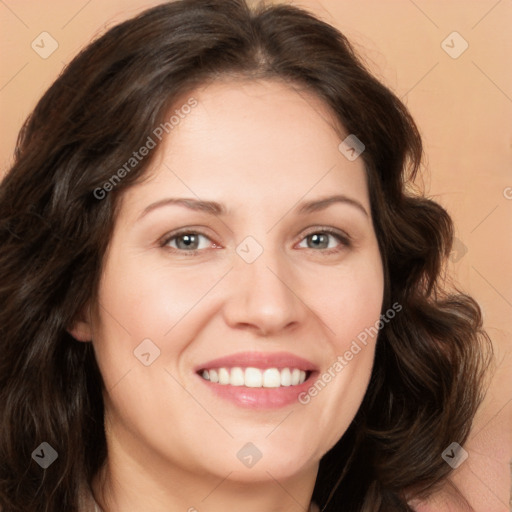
[0, 0, 491, 510]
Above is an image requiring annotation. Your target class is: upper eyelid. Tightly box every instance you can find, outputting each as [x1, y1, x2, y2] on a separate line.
[159, 226, 215, 243]
[299, 225, 350, 239]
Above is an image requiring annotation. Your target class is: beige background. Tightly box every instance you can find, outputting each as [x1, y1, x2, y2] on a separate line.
[1, 0, 510, 509]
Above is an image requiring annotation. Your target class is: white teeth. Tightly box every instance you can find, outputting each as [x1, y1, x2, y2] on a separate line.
[280, 368, 291, 386]
[230, 367, 244, 386]
[218, 368, 230, 385]
[245, 367, 263, 388]
[200, 367, 309, 387]
[262, 368, 281, 388]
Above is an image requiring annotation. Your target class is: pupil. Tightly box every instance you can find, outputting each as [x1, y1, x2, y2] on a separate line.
[310, 233, 328, 249]
[178, 234, 197, 250]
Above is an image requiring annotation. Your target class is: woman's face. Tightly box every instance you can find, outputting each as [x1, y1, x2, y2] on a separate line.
[82, 79, 384, 485]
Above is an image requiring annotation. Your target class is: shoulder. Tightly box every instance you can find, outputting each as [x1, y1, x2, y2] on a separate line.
[408, 488, 475, 512]
[409, 503, 432, 512]
[78, 480, 101, 512]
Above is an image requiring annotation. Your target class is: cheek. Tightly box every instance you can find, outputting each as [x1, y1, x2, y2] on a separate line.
[92, 255, 222, 363]
[310, 356, 375, 458]
[299, 333, 377, 459]
[90, 252, 240, 428]
[312, 250, 384, 346]
[298, 252, 383, 450]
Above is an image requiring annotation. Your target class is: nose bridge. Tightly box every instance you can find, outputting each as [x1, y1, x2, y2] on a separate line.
[224, 239, 302, 335]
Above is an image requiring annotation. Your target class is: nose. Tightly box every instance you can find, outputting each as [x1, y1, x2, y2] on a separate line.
[222, 248, 306, 337]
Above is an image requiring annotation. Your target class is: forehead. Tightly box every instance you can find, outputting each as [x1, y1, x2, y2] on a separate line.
[120, 79, 369, 217]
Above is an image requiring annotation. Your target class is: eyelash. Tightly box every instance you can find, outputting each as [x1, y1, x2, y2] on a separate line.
[159, 226, 351, 257]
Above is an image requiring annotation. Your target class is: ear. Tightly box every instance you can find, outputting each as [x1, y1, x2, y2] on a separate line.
[68, 305, 94, 342]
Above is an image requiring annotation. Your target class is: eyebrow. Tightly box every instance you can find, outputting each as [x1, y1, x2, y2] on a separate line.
[297, 194, 368, 217]
[138, 197, 225, 220]
[137, 194, 368, 221]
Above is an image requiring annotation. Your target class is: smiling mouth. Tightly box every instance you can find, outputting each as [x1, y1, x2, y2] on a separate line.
[198, 367, 311, 388]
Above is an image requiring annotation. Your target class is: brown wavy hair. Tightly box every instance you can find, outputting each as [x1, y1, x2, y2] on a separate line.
[0, 0, 491, 510]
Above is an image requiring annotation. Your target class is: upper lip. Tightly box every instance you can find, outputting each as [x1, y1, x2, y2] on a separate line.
[195, 351, 318, 372]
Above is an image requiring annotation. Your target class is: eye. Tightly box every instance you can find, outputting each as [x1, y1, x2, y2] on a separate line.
[297, 228, 350, 253]
[161, 230, 216, 253]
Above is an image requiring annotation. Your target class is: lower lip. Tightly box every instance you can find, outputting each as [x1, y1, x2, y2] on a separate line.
[197, 372, 317, 409]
